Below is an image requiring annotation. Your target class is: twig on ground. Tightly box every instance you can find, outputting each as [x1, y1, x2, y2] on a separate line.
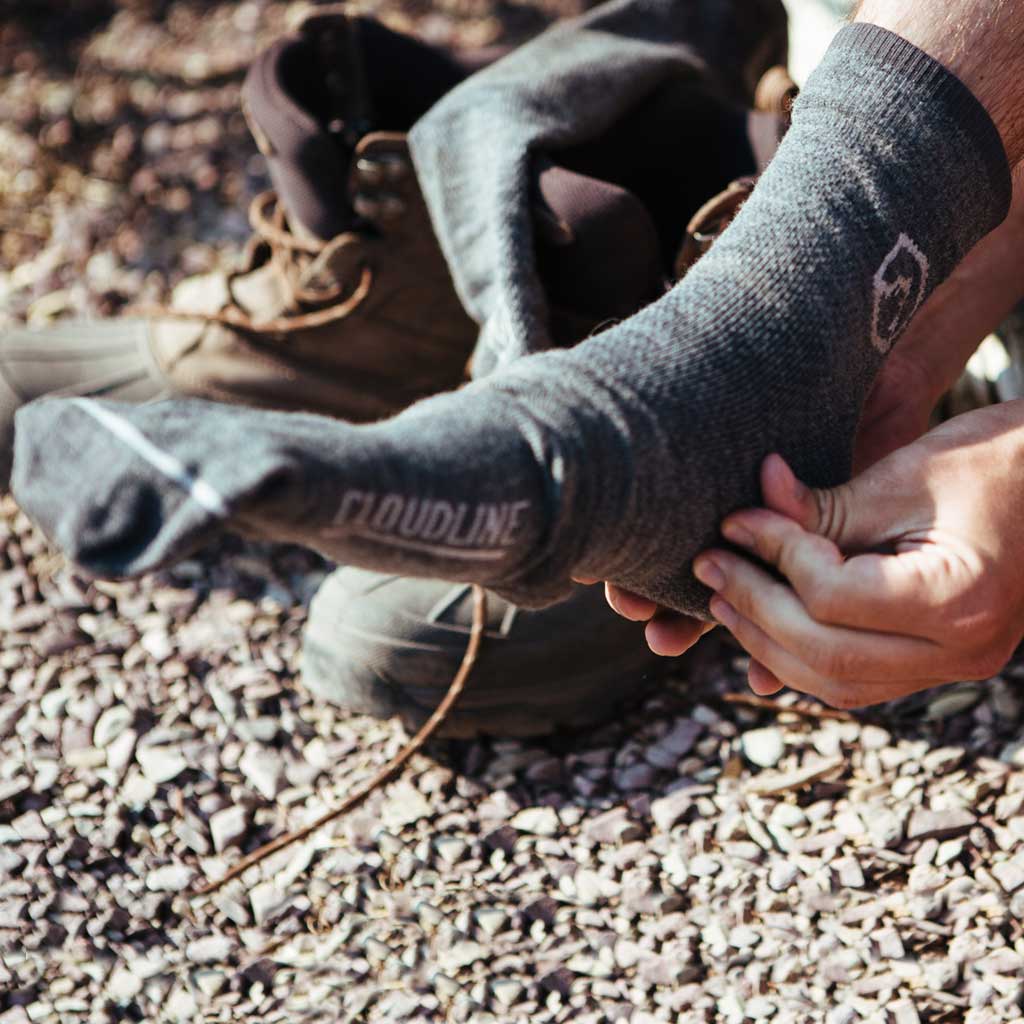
[719, 691, 855, 722]
[189, 585, 488, 898]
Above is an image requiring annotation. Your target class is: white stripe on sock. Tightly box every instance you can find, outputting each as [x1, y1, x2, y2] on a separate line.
[69, 398, 228, 518]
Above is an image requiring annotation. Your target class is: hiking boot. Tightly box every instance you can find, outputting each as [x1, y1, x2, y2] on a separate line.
[300, 568, 666, 738]
[0, 12, 481, 484]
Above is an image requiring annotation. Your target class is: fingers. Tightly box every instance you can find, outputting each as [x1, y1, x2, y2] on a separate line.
[645, 614, 714, 657]
[602, 583, 711, 656]
[760, 453, 914, 550]
[696, 552, 949, 683]
[747, 659, 785, 696]
[717, 508, 954, 637]
[710, 595, 949, 709]
[604, 583, 659, 622]
[759, 454, 821, 530]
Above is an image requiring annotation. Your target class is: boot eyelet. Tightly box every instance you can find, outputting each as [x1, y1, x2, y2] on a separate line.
[353, 193, 381, 220]
[355, 158, 385, 186]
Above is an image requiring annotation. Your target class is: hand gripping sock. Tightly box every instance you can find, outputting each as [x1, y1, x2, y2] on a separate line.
[12, 26, 1012, 617]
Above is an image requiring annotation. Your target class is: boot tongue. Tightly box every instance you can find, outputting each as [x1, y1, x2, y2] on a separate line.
[241, 13, 374, 241]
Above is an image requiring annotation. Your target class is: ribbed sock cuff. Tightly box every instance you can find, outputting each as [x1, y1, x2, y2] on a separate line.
[803, 23, 1011, 220]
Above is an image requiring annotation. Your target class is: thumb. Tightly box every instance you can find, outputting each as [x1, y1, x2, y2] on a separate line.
[759, 453, 892, 550]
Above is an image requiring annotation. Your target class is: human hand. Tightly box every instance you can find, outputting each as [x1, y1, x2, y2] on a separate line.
[595, 347, 938, 656]
[599, 167, 1024, 654]
[692, 401, 1024, 708]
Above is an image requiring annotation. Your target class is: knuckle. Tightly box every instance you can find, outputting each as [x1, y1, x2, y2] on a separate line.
[722, 576, 759, 621]
[814, 485, 849, 542]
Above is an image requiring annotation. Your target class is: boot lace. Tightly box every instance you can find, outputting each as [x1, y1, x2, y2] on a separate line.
[140, 191, 374, 335]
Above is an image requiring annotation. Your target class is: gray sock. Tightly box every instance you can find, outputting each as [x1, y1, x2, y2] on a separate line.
[13, 26, 1011, 616]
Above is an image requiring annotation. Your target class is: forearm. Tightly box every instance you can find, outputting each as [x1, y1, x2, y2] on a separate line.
[895, 170, 1024, 401]
[856, 0, 1024, 166]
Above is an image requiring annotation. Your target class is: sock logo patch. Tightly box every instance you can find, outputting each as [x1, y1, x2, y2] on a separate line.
[871, 234, 929, 354]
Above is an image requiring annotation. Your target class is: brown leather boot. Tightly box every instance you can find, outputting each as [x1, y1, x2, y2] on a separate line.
[144, 127, 477, 423]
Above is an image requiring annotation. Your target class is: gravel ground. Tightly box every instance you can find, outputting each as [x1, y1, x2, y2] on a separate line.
[3, 3, 1024, 1023]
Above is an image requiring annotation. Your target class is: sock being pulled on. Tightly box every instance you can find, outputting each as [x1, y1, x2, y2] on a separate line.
[13, 25, 1011, 617]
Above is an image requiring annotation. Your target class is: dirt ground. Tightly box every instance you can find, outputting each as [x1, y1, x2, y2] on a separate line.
[1, 2, 1024, 1023]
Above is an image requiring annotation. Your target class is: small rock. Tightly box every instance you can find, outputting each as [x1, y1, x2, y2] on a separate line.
[827, 1007, 857, 1024]
[12, 811, 48, 842]
[583, 807, 642, 845]
[688, 854, 720, 878]
[434, 837, 467, 865]
[926, 685, 982, 721]
[106, 729, 138, 773]
[745, 755, 845, 796]
[210, 806, 248, 853]
[651, 785, 711, 833]
[474, 908, 508, 937]
[137, 745, 187, 785]
[364, 938, 390, 965]
[120, 772, 157, 809]
[194, 970, 226, 999]
[923, 960, 960, 992]
[573, 868, 612, 906]
[992, 860, 1024, 894]
[907, 806, 976, 841]
[745, 997, 778, 1019]
[93, 706, 134, 748]
[741, 727, 785, 769]
[186, 935, 234, 964]
[874, 928, 905, 959]
[859, 725, 891, 749]
[250, 882, 288, 926]
[140, 628, 174, 663]
[381, 779, 432, 830]
[936, 839, 965, 866]
[165, 987, 197, 1022]
[638, 953, 684, 987]
[768, 860, 799, 891]
[238, 744, 283, 800]
[866, 807, 905, 849]
[490, 979, 523, 1008]
[443, 940, 487, 971]
[889, 1001, 921, 1024]
[1000, 739, 1024, 768]
[834, 857, 865, 889]
[511, 807, 560, 837]
[613, 762, 658, 791]
[146, 864, 196, 892]
[106, 966, 143, 1005]
[729, 925, 761, 948]
[661, 718, 703, 756]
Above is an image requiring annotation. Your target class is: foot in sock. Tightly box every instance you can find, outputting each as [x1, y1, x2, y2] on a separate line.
[12, 26, 1011, 617]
